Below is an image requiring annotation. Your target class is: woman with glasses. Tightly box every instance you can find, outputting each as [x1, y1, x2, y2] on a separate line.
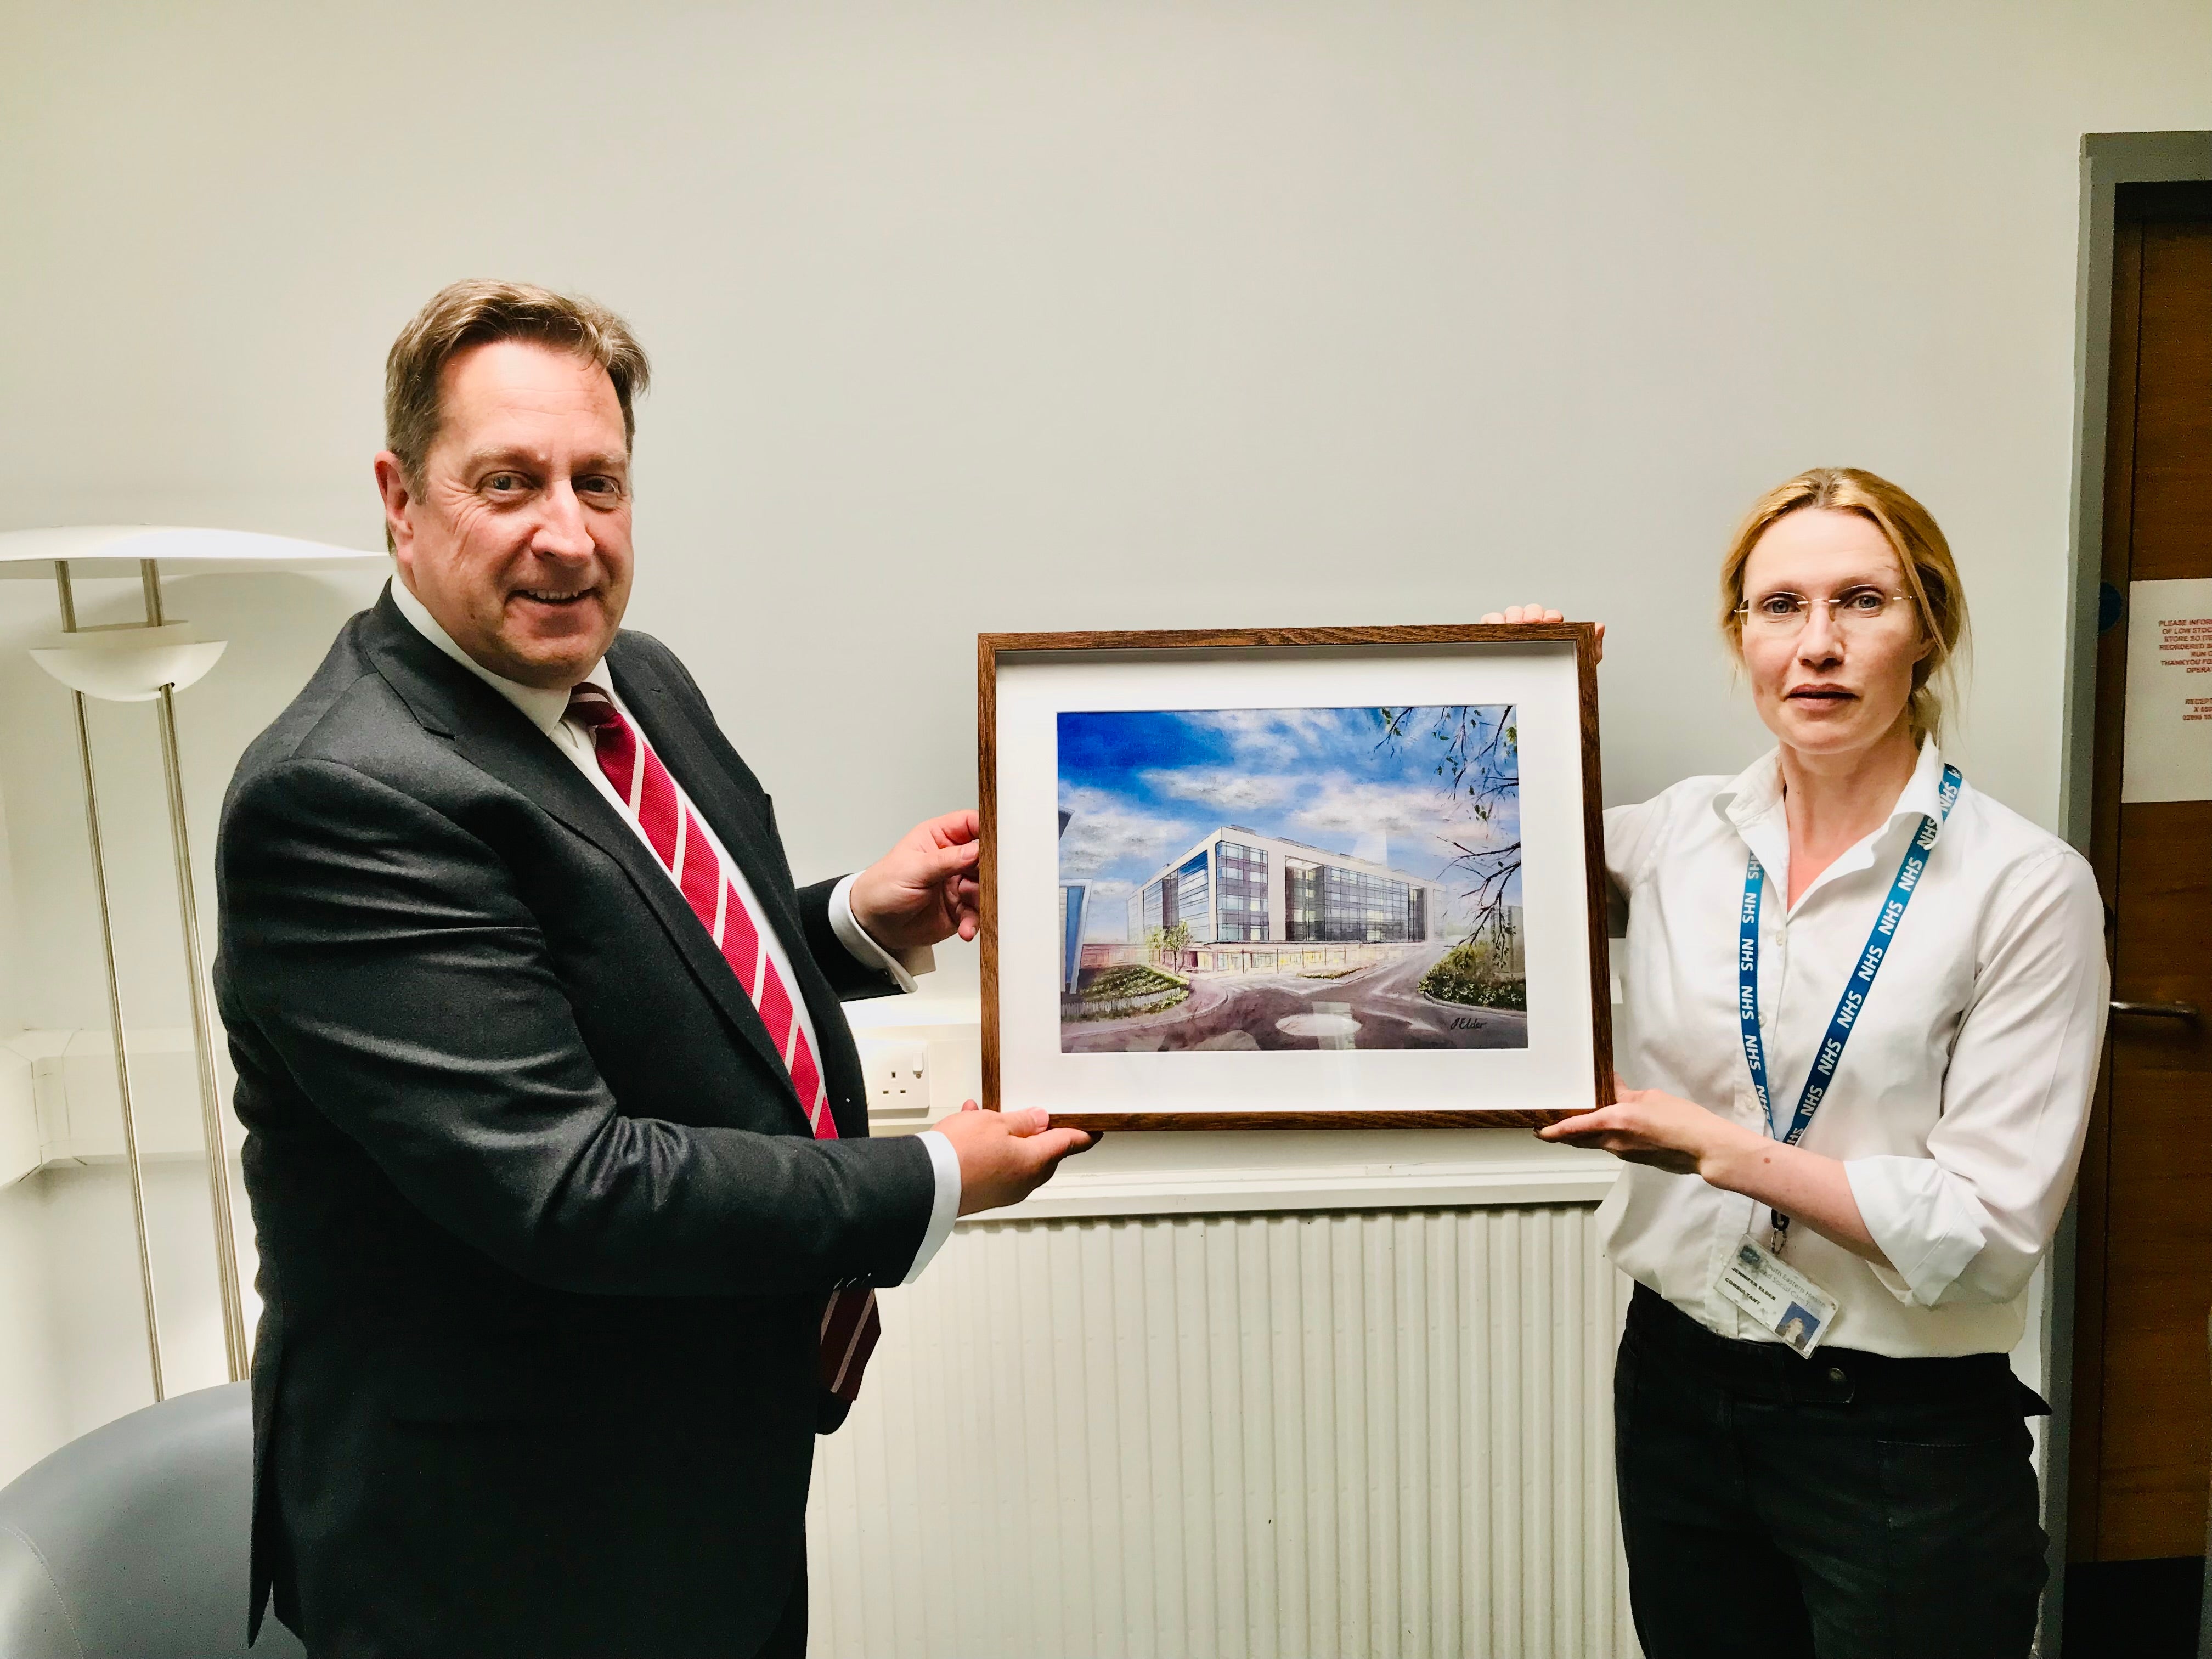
[1506, 468, 2106, 1658]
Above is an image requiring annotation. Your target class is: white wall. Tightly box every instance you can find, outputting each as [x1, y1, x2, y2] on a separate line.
[1, 0, 2207, 1583]
[5, 3, 2210, 949]
[0, 1180, 63, 1485]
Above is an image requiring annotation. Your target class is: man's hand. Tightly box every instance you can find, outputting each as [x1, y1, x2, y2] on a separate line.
[850, 810, 982, 951]
[933, 1101, 1097, 1216]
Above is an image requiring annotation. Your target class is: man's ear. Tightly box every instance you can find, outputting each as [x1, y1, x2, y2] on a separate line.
[373, 452, 417, 577]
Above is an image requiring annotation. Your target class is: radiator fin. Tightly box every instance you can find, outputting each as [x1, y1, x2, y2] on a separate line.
[806, 1204, 1638, 1658]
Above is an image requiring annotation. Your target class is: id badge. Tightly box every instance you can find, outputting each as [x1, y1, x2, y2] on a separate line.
[1716, 1236, 1841, 1357]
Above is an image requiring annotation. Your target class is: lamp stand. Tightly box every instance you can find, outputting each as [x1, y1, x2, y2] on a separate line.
[53, 556, 251, 1389]
[54, 561, 165, 1401]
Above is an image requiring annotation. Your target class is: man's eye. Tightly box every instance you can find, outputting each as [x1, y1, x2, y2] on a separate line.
[484, 473, 524, 493]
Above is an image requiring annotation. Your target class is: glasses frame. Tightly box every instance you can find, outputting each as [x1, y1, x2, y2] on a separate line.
[1733, 589, 1916, 635]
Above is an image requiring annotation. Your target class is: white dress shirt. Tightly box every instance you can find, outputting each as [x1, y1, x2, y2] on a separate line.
[390, 580, 961, 1283]
[1598, 738, 2108, 1358]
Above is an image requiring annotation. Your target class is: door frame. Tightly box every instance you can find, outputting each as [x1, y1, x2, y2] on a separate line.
[2047, 128, 2212, 1656]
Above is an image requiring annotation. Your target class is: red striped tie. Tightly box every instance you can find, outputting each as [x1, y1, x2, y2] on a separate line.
[566, 685, 881, 1402]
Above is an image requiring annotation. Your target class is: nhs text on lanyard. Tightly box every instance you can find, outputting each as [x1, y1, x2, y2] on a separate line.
[1738, 764, 1961, 1252]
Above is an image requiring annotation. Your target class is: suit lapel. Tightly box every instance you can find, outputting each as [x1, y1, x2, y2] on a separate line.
[359, 598, 805, 1122]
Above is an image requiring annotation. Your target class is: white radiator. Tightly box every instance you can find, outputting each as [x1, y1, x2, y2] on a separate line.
[806, 1204, 1638, 1659]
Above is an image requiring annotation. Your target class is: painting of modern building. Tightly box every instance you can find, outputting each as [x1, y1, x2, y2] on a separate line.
[1124, 827, 1448, 949]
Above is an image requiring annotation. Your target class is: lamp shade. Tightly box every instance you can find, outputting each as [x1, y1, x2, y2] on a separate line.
[4, 525, 385, 700]
[30, 625, 229, 702]
[0, 524, 386, 580]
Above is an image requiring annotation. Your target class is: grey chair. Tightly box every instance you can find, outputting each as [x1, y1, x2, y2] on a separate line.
[0, 1383, 305, 1658]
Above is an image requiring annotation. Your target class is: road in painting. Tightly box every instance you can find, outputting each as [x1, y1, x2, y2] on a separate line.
[1054, 706, 1526, 1053]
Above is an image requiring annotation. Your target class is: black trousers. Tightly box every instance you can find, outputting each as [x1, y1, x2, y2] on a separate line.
[752, 1557, 808, 1659]
[1615, 1284, 2048, 1659]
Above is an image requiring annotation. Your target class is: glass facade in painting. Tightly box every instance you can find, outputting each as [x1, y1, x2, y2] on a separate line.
[1172, 850, 1211, 932]
[1137, 879, 1165, 935]
[1285, 859, 1427, 944]
[1059, 884, 1087, 992]
[1212, 839, 1271, 942]
[1132, 832, 1434, 949]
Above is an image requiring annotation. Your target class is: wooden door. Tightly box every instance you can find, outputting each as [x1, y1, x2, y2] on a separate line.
[2070, 181, 2212, 1577]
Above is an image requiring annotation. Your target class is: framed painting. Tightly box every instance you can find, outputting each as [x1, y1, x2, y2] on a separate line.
[978, 624, 1613, 1130]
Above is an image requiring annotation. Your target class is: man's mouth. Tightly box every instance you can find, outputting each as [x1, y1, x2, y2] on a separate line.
[514, 588, 594, 608]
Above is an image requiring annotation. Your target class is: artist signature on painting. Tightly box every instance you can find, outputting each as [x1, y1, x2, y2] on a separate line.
[1449, 1015, 1484, 1030]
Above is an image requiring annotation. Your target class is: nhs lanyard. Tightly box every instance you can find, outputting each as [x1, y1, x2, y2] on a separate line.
[1738, 764, 1962, 1163]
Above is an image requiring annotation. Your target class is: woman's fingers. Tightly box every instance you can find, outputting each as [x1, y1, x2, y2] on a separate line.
[1539, 1104, 1630, 1141]
[1485, 603, 1571, 625]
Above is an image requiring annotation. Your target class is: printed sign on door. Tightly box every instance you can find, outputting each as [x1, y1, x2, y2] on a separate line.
[2123, 578, 2212, 803]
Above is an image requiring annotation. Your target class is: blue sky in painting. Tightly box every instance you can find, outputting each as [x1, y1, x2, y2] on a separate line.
[1057, 706, 1521, 940]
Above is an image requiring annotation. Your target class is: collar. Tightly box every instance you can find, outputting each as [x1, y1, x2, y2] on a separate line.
[1712, 736, 1948, 834]
[388, 577, 611, 736]
[1712, 737, 1950, 909]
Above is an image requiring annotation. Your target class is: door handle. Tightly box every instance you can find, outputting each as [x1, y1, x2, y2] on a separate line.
[2110, 1000, 2200, 1020]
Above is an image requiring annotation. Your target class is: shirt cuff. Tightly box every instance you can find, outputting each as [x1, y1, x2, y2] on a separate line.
[901, 1130, 961, 1284]
[828, 874, 935, 991]
[1844, 1155, 1990, 1307]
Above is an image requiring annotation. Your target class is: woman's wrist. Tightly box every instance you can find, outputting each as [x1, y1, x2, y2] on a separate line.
[1694, 1120, 1772, 1193]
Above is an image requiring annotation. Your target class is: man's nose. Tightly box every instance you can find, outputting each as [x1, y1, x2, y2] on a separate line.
[531, 479, 596, 560]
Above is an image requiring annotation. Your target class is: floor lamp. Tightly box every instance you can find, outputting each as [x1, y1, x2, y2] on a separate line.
[0, 526, 383, 1398]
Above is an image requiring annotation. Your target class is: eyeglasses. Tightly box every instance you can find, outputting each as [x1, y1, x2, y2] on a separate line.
[1735, 588, 1915, 637]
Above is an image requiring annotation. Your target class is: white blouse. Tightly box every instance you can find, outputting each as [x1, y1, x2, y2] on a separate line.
[1598, 740, 2109, 1358]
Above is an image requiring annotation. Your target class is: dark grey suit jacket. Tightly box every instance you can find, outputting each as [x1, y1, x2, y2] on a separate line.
[213, 587, 936, 1658]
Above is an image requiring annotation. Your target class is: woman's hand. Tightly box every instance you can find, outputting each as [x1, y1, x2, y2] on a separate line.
[1536, 1081, 1755, 1176]
[1542, 1080, 1892, 1263]
[1480, 603, 1605, 663]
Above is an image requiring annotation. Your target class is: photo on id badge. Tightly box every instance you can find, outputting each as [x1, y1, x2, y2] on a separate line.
[1778, 1302, 1822, 1357]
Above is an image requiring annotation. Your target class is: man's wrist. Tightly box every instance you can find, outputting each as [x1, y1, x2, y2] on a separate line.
[828, 874, 932, 989]
[845, 866, 888, 944]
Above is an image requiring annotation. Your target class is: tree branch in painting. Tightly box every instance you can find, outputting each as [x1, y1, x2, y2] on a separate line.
[1375, 704, 1520, 938]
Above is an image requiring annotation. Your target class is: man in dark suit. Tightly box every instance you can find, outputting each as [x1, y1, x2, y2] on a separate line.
[214, 279, 1091, 1658]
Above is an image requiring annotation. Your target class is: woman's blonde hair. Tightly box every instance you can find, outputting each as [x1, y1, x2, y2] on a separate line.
[1719, 467, 1970, 743]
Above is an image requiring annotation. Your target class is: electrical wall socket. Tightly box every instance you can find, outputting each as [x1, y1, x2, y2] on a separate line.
[858, 1040, 930, 1121]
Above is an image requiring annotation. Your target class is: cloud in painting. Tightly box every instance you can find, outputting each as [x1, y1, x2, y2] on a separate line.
[1183, 708, 1368, 767]
[1289, 772, 1520, 872]
[1139, 767, 1298, 815]
[1056, 785, 1194, 878]
[1057, 704, 1521, 938]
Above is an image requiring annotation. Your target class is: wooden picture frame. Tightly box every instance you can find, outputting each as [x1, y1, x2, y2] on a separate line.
[979, 624, 1612, 1130]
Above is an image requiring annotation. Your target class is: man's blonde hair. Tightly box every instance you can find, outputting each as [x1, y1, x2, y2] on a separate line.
[382, 280, 651, 546]
[1719, 467, 1971, 743]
